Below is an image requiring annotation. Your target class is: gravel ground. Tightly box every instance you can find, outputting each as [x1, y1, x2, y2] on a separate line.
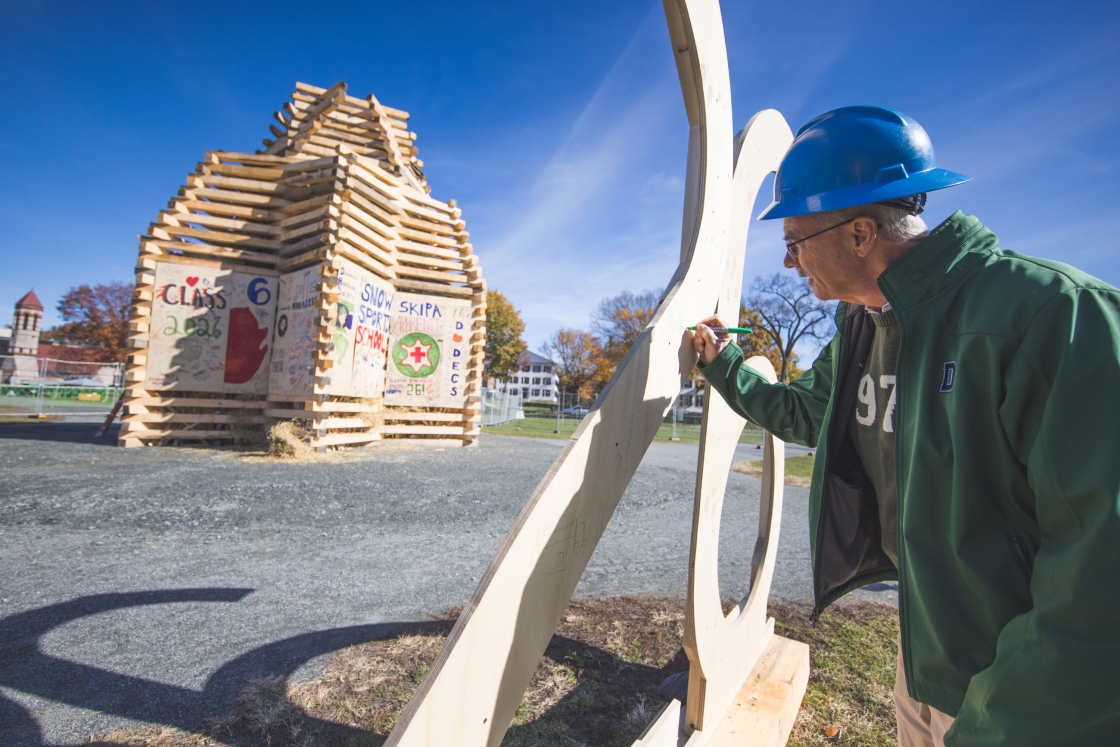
[0, 422, 895, 746]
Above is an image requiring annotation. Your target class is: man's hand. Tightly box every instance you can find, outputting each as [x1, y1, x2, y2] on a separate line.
[692, 315, 730, 366]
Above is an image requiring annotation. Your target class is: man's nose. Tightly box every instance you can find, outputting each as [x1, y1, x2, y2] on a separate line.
[783, 250, 797, 269]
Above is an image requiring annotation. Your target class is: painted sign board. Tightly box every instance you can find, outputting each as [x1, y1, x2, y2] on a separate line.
[269, 259, 395, 398]
[350, 270, 395, 398]
[269, 266, 319, 397]
[322, 259, 362, 396]
[147, 262, 276, 393]
[385, 292, 472, 409]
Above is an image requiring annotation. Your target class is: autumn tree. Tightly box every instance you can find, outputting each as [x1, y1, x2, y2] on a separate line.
[733, 307, 801, 379]
[540, 329, 602, 398]
[743, 273, 835, 383]
[484, 289, 527, 380]
[47, 282, 133, 363]
[591, 288, 662, 381]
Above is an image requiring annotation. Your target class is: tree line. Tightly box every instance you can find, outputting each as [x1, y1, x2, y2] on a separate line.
[484, 274, 836, 402]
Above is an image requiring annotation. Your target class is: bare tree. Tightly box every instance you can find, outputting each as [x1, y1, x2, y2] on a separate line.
[591, 288, 662, 379]
[744, 274, 836, 383]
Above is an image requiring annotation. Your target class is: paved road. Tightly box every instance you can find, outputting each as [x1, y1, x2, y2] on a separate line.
[0, 423, 895, 745]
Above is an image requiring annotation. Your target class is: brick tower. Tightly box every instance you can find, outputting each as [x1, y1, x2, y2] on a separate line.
[2, 289, 43, 383]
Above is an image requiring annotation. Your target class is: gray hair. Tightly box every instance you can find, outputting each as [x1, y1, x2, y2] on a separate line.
[810, 201, 928, 244]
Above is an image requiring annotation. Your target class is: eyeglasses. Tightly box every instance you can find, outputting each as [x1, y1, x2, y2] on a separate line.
[783, 217, 858, 260]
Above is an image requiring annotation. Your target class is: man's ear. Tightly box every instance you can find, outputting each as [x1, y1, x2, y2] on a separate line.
[851, 216, 878, 258]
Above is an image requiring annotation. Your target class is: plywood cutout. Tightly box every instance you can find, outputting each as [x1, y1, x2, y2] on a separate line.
[383, 0, 796, 744]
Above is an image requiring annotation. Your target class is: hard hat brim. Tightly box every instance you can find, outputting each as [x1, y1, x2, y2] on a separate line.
[757, 168, 971, 220]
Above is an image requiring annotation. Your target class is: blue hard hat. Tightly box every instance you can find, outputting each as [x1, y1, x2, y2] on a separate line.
[757, 106, 970, 220]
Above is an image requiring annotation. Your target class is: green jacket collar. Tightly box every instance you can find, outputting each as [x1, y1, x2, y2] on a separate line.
[876, 211, 996, 311]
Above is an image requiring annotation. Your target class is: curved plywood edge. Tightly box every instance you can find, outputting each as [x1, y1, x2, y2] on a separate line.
[680, 99, 791, 745]
[383, 0, 734, 744]
[632, 699, 682, 747]
[684, 352, 787, 740]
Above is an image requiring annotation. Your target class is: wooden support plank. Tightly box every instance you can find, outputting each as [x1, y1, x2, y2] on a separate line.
[176, 199, 285, 222]
[124, 397, 268, 409]
[311, 430, 381, 447]
[380, 424, 472, 436]
[632, 700, 681, 747]
[161, 210, 283, 236]
[190, 174, 286, 194]
[383, 411, 469, 422]
[392, 278, 474, 297]
[122, 413, 268, 425]
[393, 265, 467, 284]
[125, 429, 242, 440]
[335, 242, 396, 280]
[182, 185, 291, 207]
[695, 635, 809, 747]
[202, 163, 286, 180]
[141, 236, 277, 262]
[396, 240, 463, 261]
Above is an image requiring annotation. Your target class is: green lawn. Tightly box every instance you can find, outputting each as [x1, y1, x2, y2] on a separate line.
[484, 415, 763, 444]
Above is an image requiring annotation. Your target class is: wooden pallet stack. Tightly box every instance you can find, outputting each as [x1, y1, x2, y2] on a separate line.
[119, 82, 485, 449]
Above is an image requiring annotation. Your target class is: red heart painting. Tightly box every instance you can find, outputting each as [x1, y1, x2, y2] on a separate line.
[452, 333, 463, 343]
[223, 308, 269, 384]
[186, 276, 199, 287]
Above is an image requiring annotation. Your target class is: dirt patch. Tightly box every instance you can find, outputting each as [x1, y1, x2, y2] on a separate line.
[91, 597, 898, 747]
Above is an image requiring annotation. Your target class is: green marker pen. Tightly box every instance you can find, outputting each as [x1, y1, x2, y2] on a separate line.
[686, 326, 752, 334]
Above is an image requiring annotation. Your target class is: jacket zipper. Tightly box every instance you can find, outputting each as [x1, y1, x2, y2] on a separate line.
[1010, 534, 1032, 577]
[889, 295, 915, 700]
[812, 309, 849, 619]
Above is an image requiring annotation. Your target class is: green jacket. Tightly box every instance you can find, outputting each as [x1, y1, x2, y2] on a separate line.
[701, 212, 1120, 745]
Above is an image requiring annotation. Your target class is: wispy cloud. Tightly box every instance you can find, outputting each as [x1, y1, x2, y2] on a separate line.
[478, 6, 689, 347]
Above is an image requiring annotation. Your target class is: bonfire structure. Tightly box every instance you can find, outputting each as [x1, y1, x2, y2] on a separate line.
[119, 82, 486, 449]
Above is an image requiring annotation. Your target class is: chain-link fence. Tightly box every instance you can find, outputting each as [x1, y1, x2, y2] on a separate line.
[482, 388, 764, 444]
[1, 356, 123, 418]
[480, 387, 523, 426]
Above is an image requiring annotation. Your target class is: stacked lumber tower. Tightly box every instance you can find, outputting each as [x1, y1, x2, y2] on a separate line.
[119, 81, 485, 449]
[262, 82, 486, 448]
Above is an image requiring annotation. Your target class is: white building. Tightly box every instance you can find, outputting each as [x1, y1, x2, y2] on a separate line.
[498, 351, 559, 403]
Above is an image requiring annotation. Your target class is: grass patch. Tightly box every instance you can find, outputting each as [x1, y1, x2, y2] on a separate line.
[732, 454, 816, 487]
[92, 597, 897, 747]
[484, 416, 764, 445]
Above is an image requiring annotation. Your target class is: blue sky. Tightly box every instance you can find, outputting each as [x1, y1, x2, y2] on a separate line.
[2, 1, 1118, 355]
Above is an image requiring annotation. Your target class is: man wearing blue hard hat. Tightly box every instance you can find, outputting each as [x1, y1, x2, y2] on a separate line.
[692, 106, 1120, 746]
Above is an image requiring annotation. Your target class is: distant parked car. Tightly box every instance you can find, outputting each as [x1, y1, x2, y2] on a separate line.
[562, 406, 591, 416]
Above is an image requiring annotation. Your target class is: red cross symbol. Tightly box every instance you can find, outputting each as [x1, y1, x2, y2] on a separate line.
[409, 344, 425, 363]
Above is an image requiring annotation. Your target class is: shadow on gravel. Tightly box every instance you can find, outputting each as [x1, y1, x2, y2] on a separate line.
[0, 588, 439, 747]
[0, 422, 119, 446]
